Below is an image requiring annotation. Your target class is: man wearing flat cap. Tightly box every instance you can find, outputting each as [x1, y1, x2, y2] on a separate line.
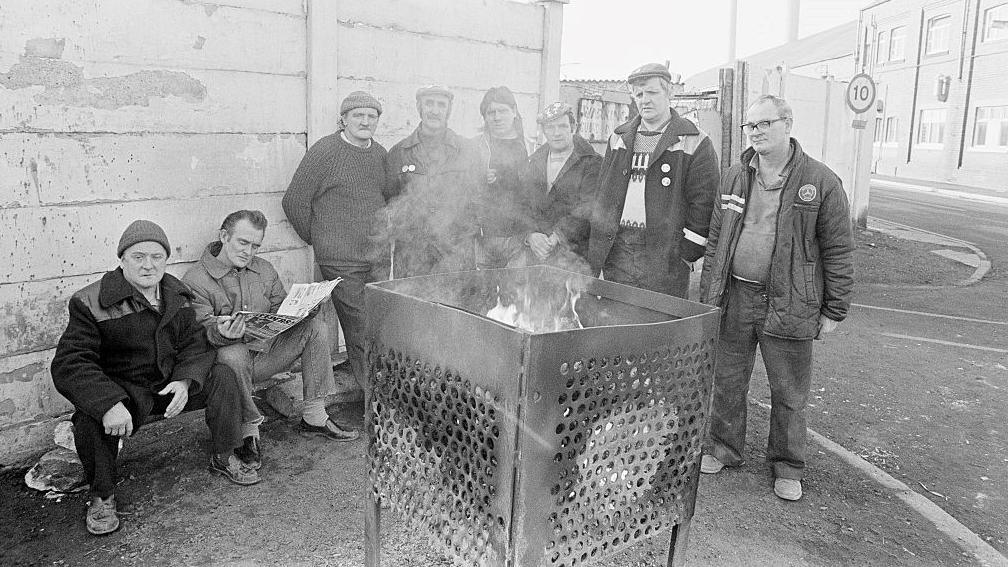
[385, 85, 481, 276]
[51, 220, 254, 536]
[283, 90, 389, 393]
[587, 63, 720, 298]
[521, 101, 601, 266]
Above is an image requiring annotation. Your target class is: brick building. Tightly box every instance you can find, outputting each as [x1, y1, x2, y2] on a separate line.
[861, 0, 1008, 190]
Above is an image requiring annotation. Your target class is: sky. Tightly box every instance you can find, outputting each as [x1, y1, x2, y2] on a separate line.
[559, 0, 867, 81]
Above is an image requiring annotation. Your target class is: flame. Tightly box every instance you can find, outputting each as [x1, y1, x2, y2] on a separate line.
[485, 278, 583, 333]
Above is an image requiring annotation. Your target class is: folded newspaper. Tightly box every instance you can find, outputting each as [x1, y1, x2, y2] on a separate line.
[237, 278, 342, 341]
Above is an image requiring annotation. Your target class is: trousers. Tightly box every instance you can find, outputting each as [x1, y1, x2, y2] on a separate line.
[73, 363, 243, 499]
[707, 277, 813, 480]
[319, 263, 377, 390]
[602, 226, 689, 299]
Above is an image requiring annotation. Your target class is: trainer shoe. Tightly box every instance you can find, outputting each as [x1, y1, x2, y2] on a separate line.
[774, 478, 803, 501]
[86, 495, 120, 536]
[700, 454, 725, 474]
[299, 418, 360, 442]
[234, 436, 262, 470]
[209, 453, 260, 486]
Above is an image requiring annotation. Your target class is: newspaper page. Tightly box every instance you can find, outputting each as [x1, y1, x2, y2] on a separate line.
[236, 278, 342, 342]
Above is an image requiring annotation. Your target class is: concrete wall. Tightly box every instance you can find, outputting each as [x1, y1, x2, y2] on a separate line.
[863, 0, 1008, 190]
[0, 0, 564, 465]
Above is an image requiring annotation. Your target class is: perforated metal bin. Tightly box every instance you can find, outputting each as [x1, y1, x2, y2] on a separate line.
[362, 266, 720, 567]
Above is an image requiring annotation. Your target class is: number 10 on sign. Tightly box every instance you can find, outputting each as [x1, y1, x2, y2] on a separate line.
[846, 73, 877, 114]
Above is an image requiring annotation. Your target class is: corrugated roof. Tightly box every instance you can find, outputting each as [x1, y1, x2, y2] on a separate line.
[684, 21, 858, 91]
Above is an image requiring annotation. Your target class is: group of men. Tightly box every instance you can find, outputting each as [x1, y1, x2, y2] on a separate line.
[50, 61, 853, 537]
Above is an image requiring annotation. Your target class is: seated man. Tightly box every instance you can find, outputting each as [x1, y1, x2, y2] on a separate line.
[51, 220, 256, 537]
[182, 210, 358, 470]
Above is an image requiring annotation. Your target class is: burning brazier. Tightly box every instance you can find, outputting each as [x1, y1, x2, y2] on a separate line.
[363, 266, 720, 567]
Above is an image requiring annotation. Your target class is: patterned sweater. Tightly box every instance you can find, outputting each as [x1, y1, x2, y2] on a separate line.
[282, 132, 388, 265]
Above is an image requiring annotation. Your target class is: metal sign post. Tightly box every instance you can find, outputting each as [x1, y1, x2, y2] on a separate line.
[846, 73, 877, 228]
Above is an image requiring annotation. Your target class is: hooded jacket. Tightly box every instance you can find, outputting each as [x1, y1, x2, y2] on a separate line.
[525, 134, 602, 257]
[587, 109, 720, 277]
[698, 138, 854, 339]
[51, 268, 216, 422]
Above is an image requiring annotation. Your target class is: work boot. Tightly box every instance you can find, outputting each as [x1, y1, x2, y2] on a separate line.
[774, 478, 803, 501]
[209, 453, 260, 486]
[234, 436, 262, 470]
[299, 418, 360, 442]
[700, 454, 725, 474]
[86, 495, 120, 536]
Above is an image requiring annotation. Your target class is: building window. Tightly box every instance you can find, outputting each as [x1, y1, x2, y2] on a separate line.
[917, 109, 946, 145]
[877, 29, 890, 62]
[874, 118, 884, 142]
[884, 116, 899, 143]
[889, 26, 906, 61]
[984, 3, 1008, 42]
[973, 106, 1008, 148]
[925, 15, 951, 54]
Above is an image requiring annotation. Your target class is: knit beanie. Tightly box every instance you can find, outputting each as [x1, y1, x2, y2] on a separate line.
[117, 219, 171, 258]
[339, 91, 382, 116]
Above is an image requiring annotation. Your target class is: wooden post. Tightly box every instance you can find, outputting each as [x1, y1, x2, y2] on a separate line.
[306, 0, 340, 146]
[666, 518, 692, 567]
[537, 0, 568, 110]
[718, 67, 734, 175]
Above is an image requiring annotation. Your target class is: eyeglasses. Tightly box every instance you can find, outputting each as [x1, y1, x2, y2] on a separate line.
[741, 117, 787, 134]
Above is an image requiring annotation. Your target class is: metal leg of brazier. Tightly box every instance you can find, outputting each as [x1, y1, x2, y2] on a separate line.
[666, 518, 692, 567]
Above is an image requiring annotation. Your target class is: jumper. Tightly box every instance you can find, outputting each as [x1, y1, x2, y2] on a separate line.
[282, 132, 388, 266]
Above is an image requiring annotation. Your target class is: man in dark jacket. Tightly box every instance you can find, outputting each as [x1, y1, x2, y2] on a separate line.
[282, 91, 388, 391]
[698, 95, 854, 501]
[522, 101, 601, 268]
[385, 85, 481, 276]
[587, 63, 720, 298]
[51, 220, 253, 536]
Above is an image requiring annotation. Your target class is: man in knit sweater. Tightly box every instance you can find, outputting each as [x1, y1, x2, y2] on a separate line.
[385, 85, 481, 276]
[282, 91, 389, 392]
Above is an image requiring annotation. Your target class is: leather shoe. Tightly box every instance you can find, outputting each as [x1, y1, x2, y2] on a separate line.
[209, 453, 260, 486]
[234, 436, 262, 470]
[299, 418, 360, 442]
[774, 478, 803, 501]
[86, 495, 120, 536]
[333, 360, 352, 374]
[700, 454, 725, 474]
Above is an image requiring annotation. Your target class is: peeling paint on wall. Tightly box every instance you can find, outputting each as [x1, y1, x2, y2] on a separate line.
[0, 55, 207, 110]
[0, 361, 46, 385]
[23, 38, 67, 59]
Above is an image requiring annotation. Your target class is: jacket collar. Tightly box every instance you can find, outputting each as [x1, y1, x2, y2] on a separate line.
[399, 125, 464, 151]
[613, 108, 699, 168]
[530, 134, 595, 185]
[198, 241, 263, 279]
[99, 267, 193, 311]
[741, 138, 804, 172]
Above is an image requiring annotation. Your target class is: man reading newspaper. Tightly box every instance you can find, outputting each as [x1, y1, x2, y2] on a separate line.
[183, 211, 359, 471]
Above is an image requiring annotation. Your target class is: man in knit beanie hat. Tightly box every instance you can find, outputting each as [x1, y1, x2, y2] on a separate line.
[283, 90, 389, 394]
[52, 220, 254, 536]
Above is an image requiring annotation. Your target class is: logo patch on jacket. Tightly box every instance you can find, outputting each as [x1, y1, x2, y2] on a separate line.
[798, 184, 817, 202]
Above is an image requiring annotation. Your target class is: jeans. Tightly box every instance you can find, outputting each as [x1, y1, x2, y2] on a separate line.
[216, 314, 338, 419]
[602, 226, 689, 299]
[73, 364, 243, 499]
[319, 263, 377, 390]
[707, 277, 813, 480]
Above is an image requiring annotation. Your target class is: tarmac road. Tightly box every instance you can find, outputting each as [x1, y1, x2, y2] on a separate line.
[780, 182, 1008, 554]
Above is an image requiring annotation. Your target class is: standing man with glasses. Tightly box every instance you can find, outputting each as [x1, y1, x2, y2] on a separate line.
[588, 63, 720, 299]
[699, 94, 854, 501]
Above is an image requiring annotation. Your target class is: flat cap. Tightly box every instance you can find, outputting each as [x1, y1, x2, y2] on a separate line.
[627, 63, 672, 84]
[340, 91, 382, 115]
[415, 85, 454, 101]
[536, 101, 575, 124]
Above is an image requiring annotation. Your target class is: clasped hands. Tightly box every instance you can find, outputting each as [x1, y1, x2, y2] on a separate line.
[526, 232, 562, 260]
[101, 379, 191, 437]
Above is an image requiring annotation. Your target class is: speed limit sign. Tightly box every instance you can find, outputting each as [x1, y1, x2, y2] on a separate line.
[846, 73, 877, 114]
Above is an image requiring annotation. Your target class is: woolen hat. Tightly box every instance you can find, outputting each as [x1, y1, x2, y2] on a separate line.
[117, 219, 171, 258]
[537, 101, 575, 124]
[339, 91, 382, 115]
[627, 63, 672, 84]
[415, 85, 454, 101]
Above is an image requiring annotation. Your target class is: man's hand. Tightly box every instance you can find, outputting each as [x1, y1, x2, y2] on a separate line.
[158, 380, 191, 419]
[102, 402, 133, 438]
[526, 232, 555, 260]
[216, 313, 247, 340]
[815, 315, 840, 340]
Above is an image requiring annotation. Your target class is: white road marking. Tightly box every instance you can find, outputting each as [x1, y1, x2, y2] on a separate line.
[879, 332, 1008, 354]
[853, 303, 1008, 326]
[750, 399, 1008, 566]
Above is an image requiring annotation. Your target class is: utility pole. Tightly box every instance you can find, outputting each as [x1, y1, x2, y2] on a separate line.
[728, 0, 738, 63]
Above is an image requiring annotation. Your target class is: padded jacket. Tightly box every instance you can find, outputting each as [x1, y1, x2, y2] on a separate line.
[698, 139, 854, 339]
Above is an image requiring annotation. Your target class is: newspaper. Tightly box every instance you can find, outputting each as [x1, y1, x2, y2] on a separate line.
[236, 278, 342, 342]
